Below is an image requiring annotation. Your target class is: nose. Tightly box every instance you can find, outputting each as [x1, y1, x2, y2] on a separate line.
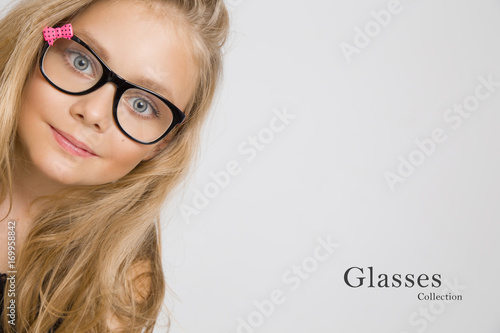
[69, 83, 116, 132]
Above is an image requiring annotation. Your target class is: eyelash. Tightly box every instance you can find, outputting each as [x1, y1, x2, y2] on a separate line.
[127, 95, 161, 119]
[62, 46, 162, 120]
[64, 49, 96, 79]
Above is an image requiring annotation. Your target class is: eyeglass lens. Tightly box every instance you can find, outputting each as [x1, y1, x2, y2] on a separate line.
[42, 38, 174, 143]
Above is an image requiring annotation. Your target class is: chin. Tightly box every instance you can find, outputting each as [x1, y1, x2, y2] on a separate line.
[43, 163, 91, 186]
[31, 155, 97, 186]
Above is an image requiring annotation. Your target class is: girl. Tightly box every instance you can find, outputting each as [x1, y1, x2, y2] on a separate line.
[0, 0, 229, 331]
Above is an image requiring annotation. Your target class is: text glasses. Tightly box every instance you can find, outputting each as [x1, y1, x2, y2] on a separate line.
[39, 35, 185, 144]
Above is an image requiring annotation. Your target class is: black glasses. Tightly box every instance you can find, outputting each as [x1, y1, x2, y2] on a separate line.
[39, 35, 185, 145]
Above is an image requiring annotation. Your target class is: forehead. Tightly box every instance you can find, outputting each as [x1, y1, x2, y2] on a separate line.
[71, 0, 197, 109]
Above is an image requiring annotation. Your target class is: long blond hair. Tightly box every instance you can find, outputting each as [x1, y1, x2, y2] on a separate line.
[0, 0, 229, 331]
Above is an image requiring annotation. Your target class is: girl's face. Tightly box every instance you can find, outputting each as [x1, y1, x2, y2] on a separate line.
[17, 0, 197, 186]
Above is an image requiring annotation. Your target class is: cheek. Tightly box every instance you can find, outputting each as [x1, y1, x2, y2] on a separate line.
[20, 70, 66, 124]
[18, 76, 53, 150]
[98, 137, 155, 179]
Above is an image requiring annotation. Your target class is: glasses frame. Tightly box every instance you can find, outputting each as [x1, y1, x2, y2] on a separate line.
[39, 35, 186, 145]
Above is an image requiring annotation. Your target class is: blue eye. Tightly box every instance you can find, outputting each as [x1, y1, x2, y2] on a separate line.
[66, 50, 95, 77]
[133, 98, 148, 113]
[128, 96, 160, 118]
[74, 56, 89, 71]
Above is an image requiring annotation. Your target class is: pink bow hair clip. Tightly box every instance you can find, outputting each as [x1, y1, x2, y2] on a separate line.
[43, 23, 73, 46]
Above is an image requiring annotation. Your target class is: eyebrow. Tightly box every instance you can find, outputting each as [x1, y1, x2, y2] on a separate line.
[75, 29, 176, 103]
[76, 30, 110, 62]
[134, 75, 175, 103]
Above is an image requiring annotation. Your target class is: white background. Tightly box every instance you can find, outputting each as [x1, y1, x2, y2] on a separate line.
[161, 1, 500, 332]
[1, 0, 499, 332]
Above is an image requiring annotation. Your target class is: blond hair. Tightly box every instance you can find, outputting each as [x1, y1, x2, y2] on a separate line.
[0, 0, 229, 331]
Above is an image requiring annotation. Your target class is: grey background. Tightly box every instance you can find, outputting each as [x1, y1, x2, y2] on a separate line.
[161, 0, 500, 332]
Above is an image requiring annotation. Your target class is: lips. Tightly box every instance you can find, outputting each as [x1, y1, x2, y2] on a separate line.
[50, 125, 98, 157]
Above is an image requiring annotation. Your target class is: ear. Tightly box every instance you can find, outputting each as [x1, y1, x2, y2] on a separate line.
[142, 137, 170, 161]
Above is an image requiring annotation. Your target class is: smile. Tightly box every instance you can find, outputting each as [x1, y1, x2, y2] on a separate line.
[50, 125, 98, 158]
